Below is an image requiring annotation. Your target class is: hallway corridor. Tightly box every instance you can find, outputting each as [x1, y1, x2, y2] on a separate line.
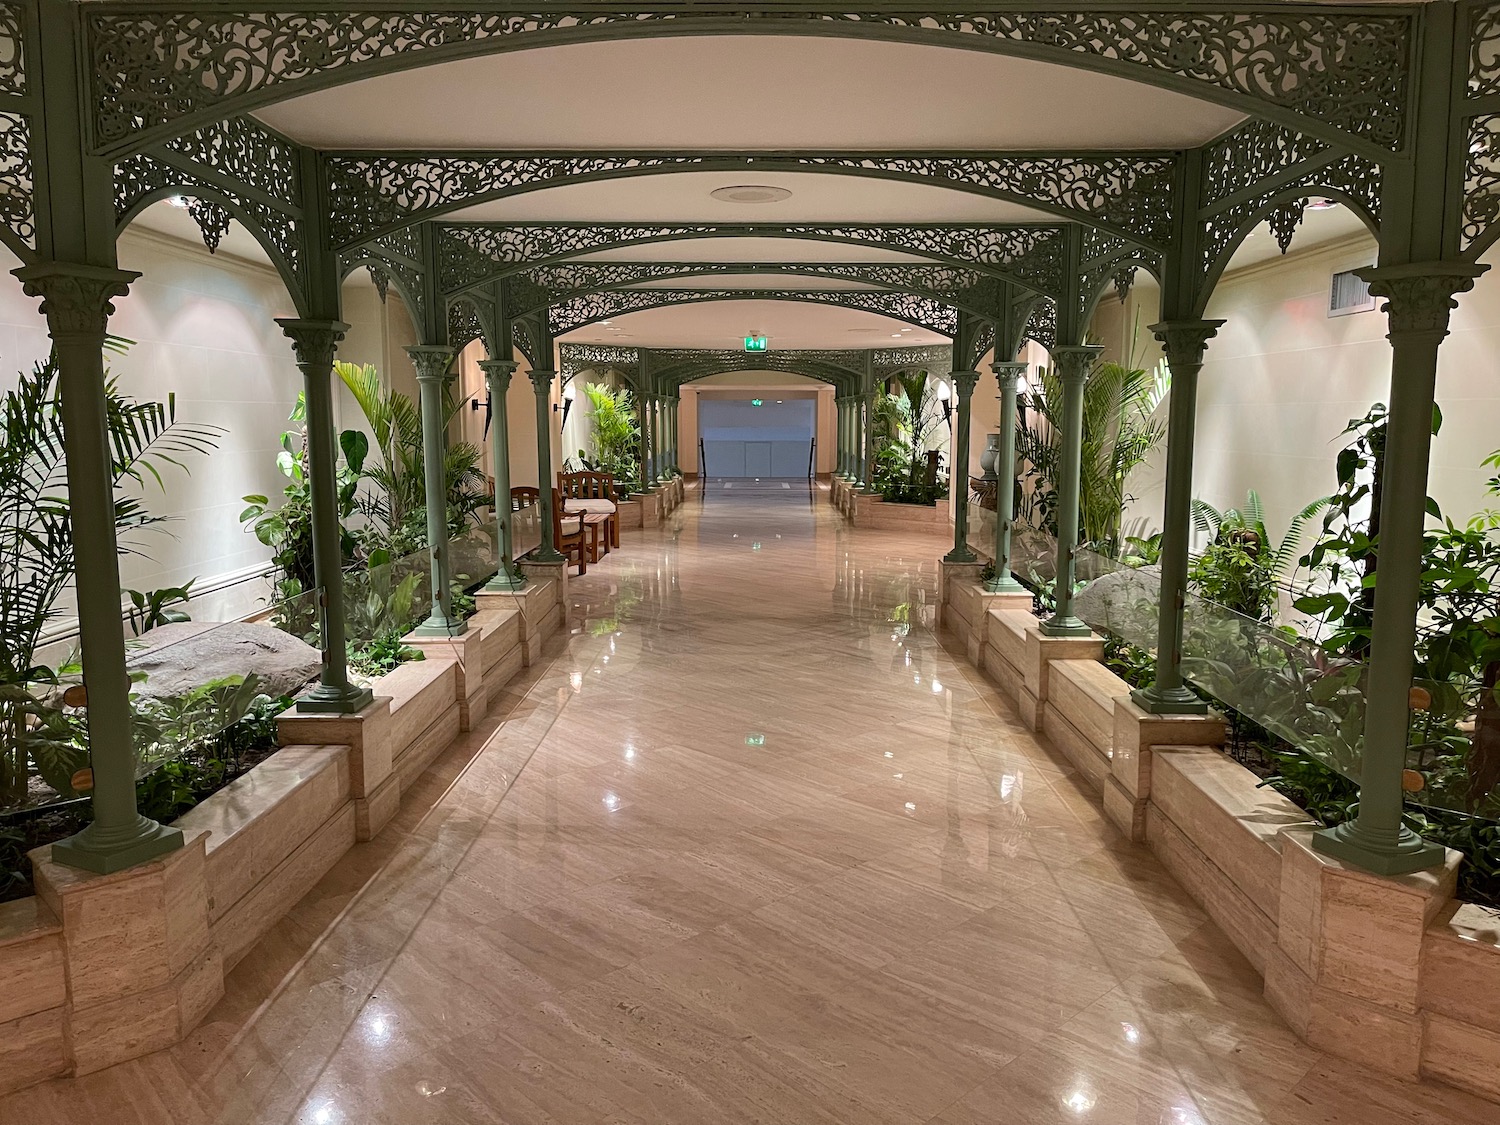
[4, 484, 1491, 1125]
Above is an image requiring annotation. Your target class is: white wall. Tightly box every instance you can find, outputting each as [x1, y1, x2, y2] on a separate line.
[0, 223, 414, 652]
[1094, 225, 1500, 557]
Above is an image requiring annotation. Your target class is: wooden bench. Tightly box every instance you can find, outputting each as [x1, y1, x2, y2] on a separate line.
[558, 471, 620, 550]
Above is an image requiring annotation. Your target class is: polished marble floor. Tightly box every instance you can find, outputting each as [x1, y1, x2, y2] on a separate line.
[5, 481, 1494, 1124]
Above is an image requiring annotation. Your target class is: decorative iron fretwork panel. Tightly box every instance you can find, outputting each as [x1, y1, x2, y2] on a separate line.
[326, 150, 1176, 248]
[0, 3, 24, 97]
[114, 151, 305, 293]
[1201, 119, 1331, 210]
[548, 288, 957, 336]
[873, 345, 953, 375]
[1024, 298, 1058, 351]
[965, 320, 997, 369]
[1462, 113, 1500, 253]
[560, 343, 641, 384]
[0, 109, 33, 253]
[447, 296, 485, 352]
[157, 116, 303, 211]
[340, 225, 424, 328]
[497, 260, 1015, 322]
[1077, 231, 1161, 328]
[86, 8, 1411, 150]
[1198, 149, 1381, 286]
[511, 316, 536, 365]
[439, 223, 1067, 296]
[1470, 2, 1500, 98]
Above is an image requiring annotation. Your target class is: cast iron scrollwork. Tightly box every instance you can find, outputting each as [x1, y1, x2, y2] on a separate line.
[548, 288, 958, 337]
[325, 150, 1177, 249]
[1024, 298, 1058, 351]
[0, 110, 33, 253]
[86, 8, 1410, 151]
[0, 3, 23, 98]
[1461, 113, 1500, 254]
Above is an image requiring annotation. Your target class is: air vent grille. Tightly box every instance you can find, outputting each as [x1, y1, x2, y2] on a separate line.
[1329, 268, 1376, 317]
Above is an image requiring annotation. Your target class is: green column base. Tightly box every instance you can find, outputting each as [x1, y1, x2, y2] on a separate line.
[1039, 614, 1092, 638]
[943, 545, 977, 564]
[532, 546, 566, 564]
[296, 682, 375, 715]
[1312, 820, 1446, 876]
[51, 817, 183, 875]
[411, 613, 469, 638]
[1130, 683, 1209, 716]
[984, 572, 1026, 594]
[483, 566, 528, 593]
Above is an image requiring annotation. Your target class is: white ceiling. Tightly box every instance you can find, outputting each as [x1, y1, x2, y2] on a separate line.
[561, 299, 942, 350]
[447, 171, 1059, 224]
[255, 36, 1245, 151]
[573, 238, 934, 264]
[629, 275, 882, 291]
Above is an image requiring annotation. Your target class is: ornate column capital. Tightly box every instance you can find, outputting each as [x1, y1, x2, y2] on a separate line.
[275, 318, 349, 370]
[1150, 319, 1225, 369]
[1049, 343, 1104, 383]
[1355, 263, 1488, 339]
[527, 367, 557, 394]
[991, 360, 1028, 394]
[15, 263, 141, 341]
[405, 344, 456, 383]
[478, 358, 517, 390]
[950, 369, 981, 400]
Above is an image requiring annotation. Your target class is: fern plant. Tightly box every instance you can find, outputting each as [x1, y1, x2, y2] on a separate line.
[1188, 490, 1328, 622]
[0, 345, 222, 806]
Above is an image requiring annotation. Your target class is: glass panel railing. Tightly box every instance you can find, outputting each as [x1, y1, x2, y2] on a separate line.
[1068, 547, 1499, 821]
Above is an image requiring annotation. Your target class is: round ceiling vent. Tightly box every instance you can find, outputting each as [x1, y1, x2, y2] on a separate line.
[710, 185, 793, 205]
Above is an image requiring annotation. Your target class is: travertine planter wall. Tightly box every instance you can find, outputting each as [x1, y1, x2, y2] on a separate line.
[847, 492, 950, 530]
[941, 583, 1500, 1106]
[0, 584, 565, 1096]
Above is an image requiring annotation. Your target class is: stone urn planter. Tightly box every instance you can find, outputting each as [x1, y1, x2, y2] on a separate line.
[979, 433, 1002, 480]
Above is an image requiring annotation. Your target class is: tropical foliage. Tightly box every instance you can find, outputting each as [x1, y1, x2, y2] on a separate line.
[1188, 490, 1327, 621]
[0, 346, 221, 807]
[1016, 356, 1169, 555]
[871, 370, 948, 505]
[576, 382, 640, 492]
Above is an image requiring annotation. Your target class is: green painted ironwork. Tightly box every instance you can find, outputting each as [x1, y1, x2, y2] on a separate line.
[944, 368, 981, 564]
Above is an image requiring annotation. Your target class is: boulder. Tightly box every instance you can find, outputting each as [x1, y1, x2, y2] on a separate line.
[127, 621, 321, 700]
[1072, 564, 1162, 645]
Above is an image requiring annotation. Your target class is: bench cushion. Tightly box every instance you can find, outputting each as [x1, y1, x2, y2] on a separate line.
[564, 498, 617, 515]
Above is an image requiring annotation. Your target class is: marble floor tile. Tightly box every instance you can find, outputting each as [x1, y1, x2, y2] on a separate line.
[1, 483, 1490, 1125]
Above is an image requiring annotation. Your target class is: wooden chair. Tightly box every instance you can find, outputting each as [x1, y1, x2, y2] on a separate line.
[510, 485, 539, 510]
[549, 488, 589, 575]
[557, 471, 620, 550]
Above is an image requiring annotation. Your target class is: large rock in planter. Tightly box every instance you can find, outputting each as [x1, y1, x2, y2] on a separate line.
[127, 621, 321, 700]
[1072, 564, 1162, 644]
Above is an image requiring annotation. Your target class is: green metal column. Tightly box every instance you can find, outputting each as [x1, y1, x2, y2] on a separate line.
[944, 370, 981, 563]
[481, 360, 527, 591]
[860, 389, 877, 490]
[18, 265, 185, 873]
[986, 361, 1028, 593]
[1313, 264, 1483, 875]
[1040, 344, 1103, 637]
[407, 345, 466, 636]
[837, 397, 849, 477]
[1132, 321, 1224, 714]
[529, 365, 566, 563]
[666, 394, 679, 476]
[640, 388, 656, 487]
[277, 320, 375, 715]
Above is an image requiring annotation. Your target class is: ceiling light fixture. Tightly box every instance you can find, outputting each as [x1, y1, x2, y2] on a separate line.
[165, 195, 190, 209]
[1306, 197, 1341, 210]
[710, 185, 793, 205]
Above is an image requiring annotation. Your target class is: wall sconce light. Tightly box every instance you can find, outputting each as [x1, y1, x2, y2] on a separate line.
[936, 378, 952, 425]
[556, 380, 578, 428]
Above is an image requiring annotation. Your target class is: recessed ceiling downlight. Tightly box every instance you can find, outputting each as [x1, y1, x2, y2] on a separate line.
[710, 185, 793, 205]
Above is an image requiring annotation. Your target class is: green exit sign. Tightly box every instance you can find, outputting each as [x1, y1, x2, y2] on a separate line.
[750, 398, 764, 407]
[744, 334, 768, 352]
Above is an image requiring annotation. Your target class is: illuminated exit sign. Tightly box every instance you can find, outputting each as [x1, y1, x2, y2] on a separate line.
[744, 334, 768, 352]
[750, 399, 764, 407]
